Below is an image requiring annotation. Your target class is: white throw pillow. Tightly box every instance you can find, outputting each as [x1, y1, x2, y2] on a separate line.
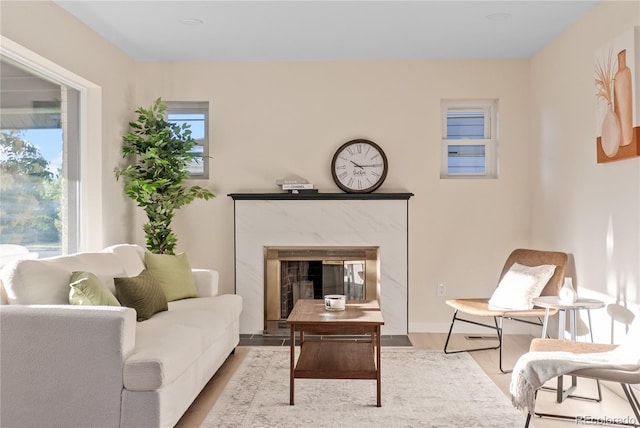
[488, 262, 557, 310]
[1, 259, 71, 305]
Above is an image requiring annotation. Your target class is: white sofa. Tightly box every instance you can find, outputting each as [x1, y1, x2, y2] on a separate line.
[0, 244, 242, 428]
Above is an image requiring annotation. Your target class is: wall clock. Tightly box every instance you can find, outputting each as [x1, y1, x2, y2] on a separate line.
[331, 139, 388, 193]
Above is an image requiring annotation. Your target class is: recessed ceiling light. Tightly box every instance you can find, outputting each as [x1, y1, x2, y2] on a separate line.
[485, 13, 512, 21]
[180, 18, 204, 26]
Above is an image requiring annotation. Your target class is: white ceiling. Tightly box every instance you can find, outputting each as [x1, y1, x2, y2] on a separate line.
[54, 0, 598, 62]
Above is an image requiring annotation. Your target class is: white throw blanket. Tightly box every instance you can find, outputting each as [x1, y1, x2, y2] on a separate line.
[510, 320, 640, 414]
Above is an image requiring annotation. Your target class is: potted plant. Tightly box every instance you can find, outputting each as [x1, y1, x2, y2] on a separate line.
[115, 98, 214, 254]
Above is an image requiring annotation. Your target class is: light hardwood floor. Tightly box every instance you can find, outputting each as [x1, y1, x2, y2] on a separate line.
[175, 333, 636, 427]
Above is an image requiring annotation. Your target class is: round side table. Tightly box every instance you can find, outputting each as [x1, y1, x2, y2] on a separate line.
[532, 296, 605, 341]
[532, 296, 605, 403]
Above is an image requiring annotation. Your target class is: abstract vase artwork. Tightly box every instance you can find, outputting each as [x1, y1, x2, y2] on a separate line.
[595, 27, 639, 163]
[615, 49, 633, 146]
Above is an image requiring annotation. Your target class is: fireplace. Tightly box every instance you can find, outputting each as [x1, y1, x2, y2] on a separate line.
[229, 193, 412, 335]
[264, 246, 379, 334]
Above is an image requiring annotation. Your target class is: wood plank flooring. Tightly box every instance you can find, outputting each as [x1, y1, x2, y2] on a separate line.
[175, 333, 635, 427]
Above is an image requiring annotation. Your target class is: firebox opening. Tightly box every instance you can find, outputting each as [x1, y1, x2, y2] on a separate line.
[279, 260, 365, 319]
[264, 246, 380, 335]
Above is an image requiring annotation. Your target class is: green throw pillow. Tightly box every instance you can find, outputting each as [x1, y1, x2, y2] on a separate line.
[144, 252, 198, 302]
[69, 271, 121, 307]
[114, 270, 168, 321]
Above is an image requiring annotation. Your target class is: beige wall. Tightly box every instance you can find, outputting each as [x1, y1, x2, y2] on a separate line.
[530, 1, 640, 342]
[135, 59, 533, 331]
[1, 0, 136, 249]
[7, 1, 638, 336]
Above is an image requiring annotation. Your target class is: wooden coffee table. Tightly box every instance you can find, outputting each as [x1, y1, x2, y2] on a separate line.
[286, 299, 384, 407]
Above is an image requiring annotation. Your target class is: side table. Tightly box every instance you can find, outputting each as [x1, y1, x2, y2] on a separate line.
[532, 296, 605, 403]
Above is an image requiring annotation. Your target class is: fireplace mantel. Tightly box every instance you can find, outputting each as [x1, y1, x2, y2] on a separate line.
[228, 192, 413, 200]
[230, 192, 412, 335]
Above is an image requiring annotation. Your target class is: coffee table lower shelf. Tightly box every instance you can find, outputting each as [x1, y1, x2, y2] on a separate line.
[294, 341, 377, 379]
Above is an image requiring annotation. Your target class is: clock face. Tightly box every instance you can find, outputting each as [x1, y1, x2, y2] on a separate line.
[331, 139, 388, 193]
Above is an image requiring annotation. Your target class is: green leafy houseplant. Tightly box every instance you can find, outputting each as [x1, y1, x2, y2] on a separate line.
[115, 98, 214, 254]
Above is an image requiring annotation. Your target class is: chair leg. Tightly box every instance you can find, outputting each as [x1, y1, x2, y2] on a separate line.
[533, 385, 640, 427]
[443, 310, 500, 355]
[622, 383, 640, 423]
[496, 316, 512, 374]
[524, 390, 538, 428]
[443, 311, 516, 373]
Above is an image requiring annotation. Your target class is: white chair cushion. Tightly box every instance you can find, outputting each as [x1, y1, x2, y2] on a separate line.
[488, 262, 557, 310]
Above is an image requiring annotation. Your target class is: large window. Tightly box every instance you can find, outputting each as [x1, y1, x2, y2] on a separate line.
[0, 56, 80, 257]
[166, 101, 209, 179]
[441, 99, 498, 179]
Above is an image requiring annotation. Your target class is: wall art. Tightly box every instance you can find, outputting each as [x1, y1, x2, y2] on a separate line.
[595, 27, 639, 163]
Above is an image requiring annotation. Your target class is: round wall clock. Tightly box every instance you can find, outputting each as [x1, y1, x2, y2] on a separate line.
[331, 139, 388, 193]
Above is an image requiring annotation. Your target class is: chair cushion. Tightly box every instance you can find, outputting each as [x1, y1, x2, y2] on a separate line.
[488, 262, 557, 310]
[115, 270, 168, 321]
[69, 271, 120, 306]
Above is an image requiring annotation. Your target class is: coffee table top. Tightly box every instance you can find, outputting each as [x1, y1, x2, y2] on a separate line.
[286, 299, 384, 326]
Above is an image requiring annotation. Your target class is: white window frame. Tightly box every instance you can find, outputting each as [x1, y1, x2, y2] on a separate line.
[1, 36, 103, 252]
[440, 99, 498, 179]
[166, 101, 209, 180]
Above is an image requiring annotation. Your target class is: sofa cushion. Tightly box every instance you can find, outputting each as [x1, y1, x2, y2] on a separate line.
[144, 252, 198, 302]
[40, 252, 126, 295]
[1, 259, 71, 305]
[168, 295, 243, 331]
[115, 270, 168, 321]
[123, 294, 242, 391]
[103, 244, 145, 277]
[69, 271, 120, 306]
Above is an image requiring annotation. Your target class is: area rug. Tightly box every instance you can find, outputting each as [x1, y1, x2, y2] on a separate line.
[202, 348, 525, 427]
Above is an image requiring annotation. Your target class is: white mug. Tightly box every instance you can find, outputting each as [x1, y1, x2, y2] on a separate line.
[324, 294, 346, 311]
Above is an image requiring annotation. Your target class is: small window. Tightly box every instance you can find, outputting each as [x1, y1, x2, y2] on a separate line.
[166, 101, 209, 179]
[441, 100, 498, 178]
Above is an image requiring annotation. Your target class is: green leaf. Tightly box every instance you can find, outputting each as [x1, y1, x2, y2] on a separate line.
[114, 98, 215, 254]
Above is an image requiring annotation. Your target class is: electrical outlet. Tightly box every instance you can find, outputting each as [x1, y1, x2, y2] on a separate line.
[437, 283, 446, 297]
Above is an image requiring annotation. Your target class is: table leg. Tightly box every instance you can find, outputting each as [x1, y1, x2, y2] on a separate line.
[556, 309, 578, 403]
[541, 308, 550, 338]
[290, 325, 295, 405]
[376, 325, 381, 407]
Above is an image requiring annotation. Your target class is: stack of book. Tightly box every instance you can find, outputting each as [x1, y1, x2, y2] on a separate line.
[276, 176, 318, 194]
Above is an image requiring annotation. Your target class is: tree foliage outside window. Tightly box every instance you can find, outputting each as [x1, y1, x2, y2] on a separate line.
[0, 130, 61, 246]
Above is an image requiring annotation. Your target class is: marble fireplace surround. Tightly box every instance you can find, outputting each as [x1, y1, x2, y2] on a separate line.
[229, 192, 412, 335]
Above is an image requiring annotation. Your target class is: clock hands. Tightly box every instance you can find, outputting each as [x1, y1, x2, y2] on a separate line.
[350, 161, 381, 169]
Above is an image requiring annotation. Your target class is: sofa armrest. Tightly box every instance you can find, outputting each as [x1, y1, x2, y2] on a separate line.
[192, 268, 219, 297]
[0, 305, 136, 428]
